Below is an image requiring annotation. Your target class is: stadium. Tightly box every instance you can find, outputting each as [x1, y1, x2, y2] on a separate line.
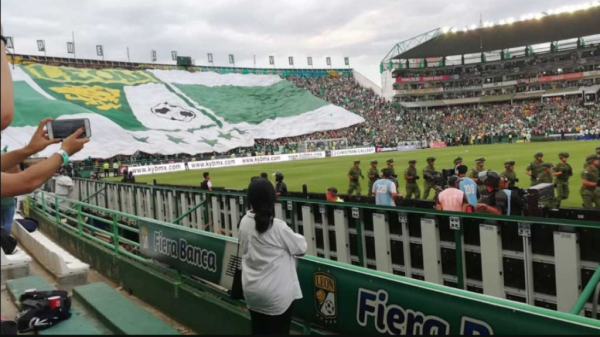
[1, 1, 599, 336]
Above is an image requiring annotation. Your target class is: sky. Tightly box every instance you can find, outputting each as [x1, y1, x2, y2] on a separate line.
[0, 0, 577, 85]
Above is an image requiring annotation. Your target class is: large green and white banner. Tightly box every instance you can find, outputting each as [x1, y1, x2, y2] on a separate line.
[1, 64, 363, 159]
[137, 219, 600, 335]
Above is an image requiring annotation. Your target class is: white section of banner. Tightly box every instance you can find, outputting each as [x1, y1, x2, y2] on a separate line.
[330, 147, 376, 158]
[128, 152, 326, 176]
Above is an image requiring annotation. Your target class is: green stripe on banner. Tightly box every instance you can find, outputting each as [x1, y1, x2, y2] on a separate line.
[175, 81, 330, 125]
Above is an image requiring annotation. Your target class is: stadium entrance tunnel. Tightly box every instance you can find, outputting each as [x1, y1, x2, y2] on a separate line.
[27, 179, 600, 334]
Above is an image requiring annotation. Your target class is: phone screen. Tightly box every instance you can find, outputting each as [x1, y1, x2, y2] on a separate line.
[49, 119, 90, 139]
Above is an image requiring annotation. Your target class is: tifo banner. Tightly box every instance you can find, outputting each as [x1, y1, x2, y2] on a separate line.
[330, 147, 376, 158]
[429, 141, 447, 149]
[2, 64, 364, 159]
[137, 219, 599, 335]
[138, 220, 238, 291]
[129, 151, 326, 176]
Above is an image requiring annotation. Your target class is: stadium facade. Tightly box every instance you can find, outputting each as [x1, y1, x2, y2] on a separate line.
[380, 4, 600, 107]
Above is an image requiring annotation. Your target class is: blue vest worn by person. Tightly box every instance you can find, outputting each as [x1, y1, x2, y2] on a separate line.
[459, 177, 479, 206]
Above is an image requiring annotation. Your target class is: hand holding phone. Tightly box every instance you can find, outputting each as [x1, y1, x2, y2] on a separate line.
[25, 118, 62, 155]
[61, 128, 90, 156]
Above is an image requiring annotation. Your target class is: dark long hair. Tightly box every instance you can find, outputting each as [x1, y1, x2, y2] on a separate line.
[247, 178, 276, 234]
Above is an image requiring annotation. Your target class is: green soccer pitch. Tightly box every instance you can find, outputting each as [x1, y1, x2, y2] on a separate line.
[112, 141, 600, 208]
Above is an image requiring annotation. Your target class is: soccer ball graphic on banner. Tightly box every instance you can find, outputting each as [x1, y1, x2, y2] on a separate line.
[151, 102, 197, 123]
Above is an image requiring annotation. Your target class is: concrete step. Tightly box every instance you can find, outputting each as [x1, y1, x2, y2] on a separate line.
[73, 283, 180, 335]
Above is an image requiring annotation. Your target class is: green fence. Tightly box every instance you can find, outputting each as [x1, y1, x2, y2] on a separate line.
[29, 190, 600, 335]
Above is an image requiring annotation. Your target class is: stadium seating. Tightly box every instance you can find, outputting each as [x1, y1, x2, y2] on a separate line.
[12, 216, 89, 285]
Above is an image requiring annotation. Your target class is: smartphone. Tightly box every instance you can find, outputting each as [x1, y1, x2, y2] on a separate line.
[46, 119, 92, 140]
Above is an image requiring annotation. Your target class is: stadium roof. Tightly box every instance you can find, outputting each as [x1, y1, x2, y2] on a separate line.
[394, 6, 600, 59]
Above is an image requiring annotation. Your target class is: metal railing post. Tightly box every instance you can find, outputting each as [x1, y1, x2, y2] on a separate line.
[77, 204, 83, 238]
[112, 214, 120, 254]
[570, 266, 600, 316]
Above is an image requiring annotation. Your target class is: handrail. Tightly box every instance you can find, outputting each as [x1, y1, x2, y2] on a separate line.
[74, 179, 600, 229]
[571, 266, 600, 316]
[81, 186, 106, 204]
[173, 200, 207, 225]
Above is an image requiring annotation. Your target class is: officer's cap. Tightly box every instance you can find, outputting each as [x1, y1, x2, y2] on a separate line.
[409, 159, 417, 164]
[475, 158, 486, 163]
[386, 159, 394, 163]
[454, 157, 463, 164]
[541, 163, 553, 169]
[534, 152, 544, 158]
[371, 160, 378, 165]
[354, 160, 361, 164]
[427, 157, 436, 163]
[559, 152, 570, 158]
[504, 160, 515, 166]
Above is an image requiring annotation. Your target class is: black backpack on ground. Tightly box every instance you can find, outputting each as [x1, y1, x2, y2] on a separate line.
[16, 291, 72, 333]
[0, 320, 17, 336]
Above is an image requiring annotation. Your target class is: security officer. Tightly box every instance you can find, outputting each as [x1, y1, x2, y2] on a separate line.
[581, 155, 600, 209]
[113, 161, 120, 177]
[383, 159, 399, 191]
[597, 147, 600, 156]
[502, 160, 518, 188]
[469, 158, 487, 194]
[405, 159, 421, 199]
[367, 161, 380, 197]
[454, 157, 463, 174]
[526, 152, 545, 187]
[554, 153, 573, 208]
[347, 160, 364, 196]
[536, 163, 555, 208]
[423, 157, 437, 200]
[103, 161, 110, 178]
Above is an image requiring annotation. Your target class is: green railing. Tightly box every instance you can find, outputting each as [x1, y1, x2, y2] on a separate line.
[29, 190, 600, 335]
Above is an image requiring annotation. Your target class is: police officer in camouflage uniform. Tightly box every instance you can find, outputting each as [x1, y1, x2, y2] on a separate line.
[383, 159, 399, 192]
[454, 157, 463, 174]
[502, 160, 518, 189]
[581, 155, 600, 209]
[469, 158, 487, 194]
[367, 160, 380, 197]
[597, 147, 600, 156]
[405, 159, 421, 199]
[526, 152, 544, 187]
[536, 163, 555, 208]
[553, 153, 573, 208]
[348, 160, 364, 196]
[422, 157, 437, 200]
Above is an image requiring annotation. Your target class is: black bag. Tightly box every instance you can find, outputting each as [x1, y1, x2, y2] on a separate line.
[0, 233, 17, 255]
[16, 291, 72, 333]
[230, 219, 244, 301]
[16, 218, 39, 233]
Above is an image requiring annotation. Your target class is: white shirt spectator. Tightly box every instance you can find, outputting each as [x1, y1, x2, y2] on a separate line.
[239, 212, 307, 316]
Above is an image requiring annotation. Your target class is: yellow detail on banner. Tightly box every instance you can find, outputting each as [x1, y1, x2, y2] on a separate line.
[50, 85, 122, 111]
[327, 70, 341, 78]
[24, 64, 157, 85]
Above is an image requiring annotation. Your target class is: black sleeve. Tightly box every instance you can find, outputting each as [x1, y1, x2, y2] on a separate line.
[511, 192, 526, 216]
[494, 191, 508, 215]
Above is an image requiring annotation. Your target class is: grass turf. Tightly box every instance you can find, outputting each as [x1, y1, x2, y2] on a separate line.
[110, 141, 600, 208]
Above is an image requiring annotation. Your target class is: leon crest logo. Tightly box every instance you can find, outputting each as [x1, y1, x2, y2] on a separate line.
[141, 227, 149, 250]
[315, 273, 337, 323]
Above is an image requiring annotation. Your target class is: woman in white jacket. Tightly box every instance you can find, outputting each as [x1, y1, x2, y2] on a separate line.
[238, 178, 307, 335]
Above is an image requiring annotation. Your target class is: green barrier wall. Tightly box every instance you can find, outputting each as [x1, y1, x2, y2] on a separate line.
[30, 192, 600, 335]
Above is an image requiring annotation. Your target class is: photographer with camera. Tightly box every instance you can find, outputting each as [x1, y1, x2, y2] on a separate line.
[422, 157, 438, 200]
[404, 159, 421, 199]
[372, 168, 402, 206]
[436, 176, 469, 212]
[475, 171, 506, 215]
[499, 175, 527, 216]
[367, 161, 379, 197]
[526, 152, 545, 187]
[457, 165, 478, 208]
